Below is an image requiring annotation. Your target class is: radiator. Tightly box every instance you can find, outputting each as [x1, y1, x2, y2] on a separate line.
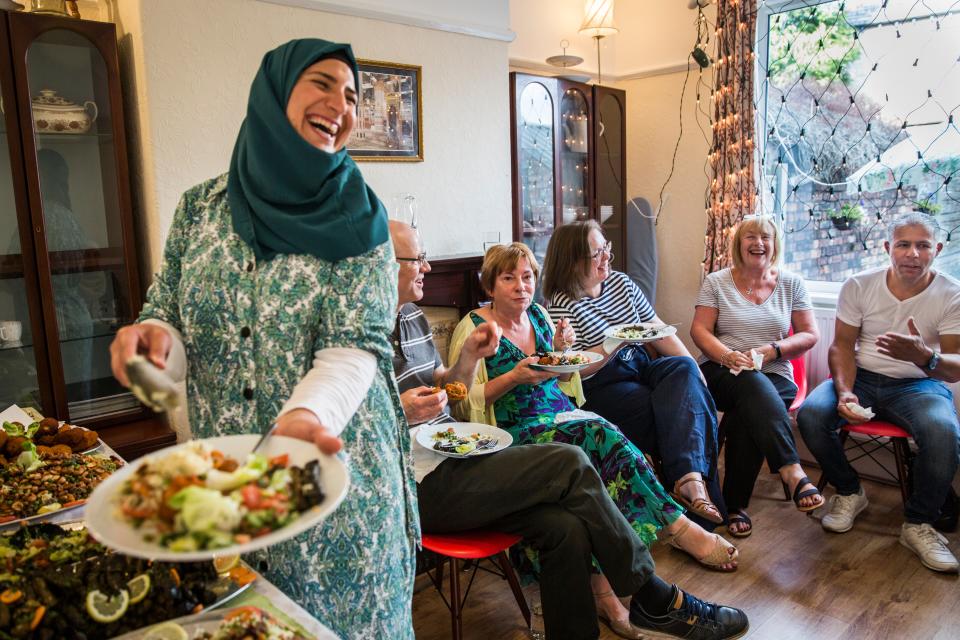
[804, 307, 836, 391]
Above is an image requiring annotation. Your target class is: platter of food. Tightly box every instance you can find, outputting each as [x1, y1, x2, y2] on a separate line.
[529, 350, 603, 373]
[416, 422, 512, 459]
[122, 605, 335, 640]
[0, 521, 255, 638]
[84, 434, 349, 561]
[603, 323, 678, 343]
[0, 424, 122, 528]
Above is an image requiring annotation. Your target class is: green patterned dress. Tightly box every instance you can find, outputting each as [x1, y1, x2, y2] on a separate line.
[470, 306, 683, 547]
[139, 174, 417, 639]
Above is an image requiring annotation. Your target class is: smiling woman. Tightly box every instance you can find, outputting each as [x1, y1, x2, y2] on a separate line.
[108, 39, 414, 639]
[690, 215, 822, 536]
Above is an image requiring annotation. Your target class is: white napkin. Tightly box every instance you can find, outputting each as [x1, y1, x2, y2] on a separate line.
[729, 349, 765, 376]
[555, 409, 604, 423]
[0, 404, 34, 425]
[845, 403, 876, 420]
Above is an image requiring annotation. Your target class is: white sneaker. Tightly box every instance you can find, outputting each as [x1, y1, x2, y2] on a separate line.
[900, 523, 960, 573]
[820, 489, 868, 533]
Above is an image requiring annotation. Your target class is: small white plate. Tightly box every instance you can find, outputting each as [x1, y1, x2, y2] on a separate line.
[416, 422, 512, 459]
[84, 434, 349, 562]
[603, 323, 678, 343]
[529, 351, 603, 373]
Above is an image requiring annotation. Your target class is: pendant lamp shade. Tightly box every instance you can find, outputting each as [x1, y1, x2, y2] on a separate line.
[579, 0, 618, 37]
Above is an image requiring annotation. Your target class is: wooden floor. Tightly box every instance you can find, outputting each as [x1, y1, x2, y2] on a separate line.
[412, 473, 960, 639]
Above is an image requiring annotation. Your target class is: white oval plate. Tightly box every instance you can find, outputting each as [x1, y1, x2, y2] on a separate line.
[416, 422, 512, 459]
[84, 434, 349, 562]
[113, 605, 339, 640]
[603, 323, 677, 343]
[529, 351, 603, 373]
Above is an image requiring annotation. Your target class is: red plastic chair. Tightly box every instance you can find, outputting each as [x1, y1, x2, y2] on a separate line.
[788, 354, 808, 411]
[421, 530, 531, 640]
[814, 420, 913, 505]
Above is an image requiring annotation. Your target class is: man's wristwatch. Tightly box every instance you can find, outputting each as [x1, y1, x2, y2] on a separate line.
[925, 350, 942, 371]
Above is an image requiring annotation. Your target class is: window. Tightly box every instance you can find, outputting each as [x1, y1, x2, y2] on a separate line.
[755, 0, 960, 285]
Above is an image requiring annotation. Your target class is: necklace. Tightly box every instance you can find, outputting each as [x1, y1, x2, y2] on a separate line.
[746, 287, 753, 295]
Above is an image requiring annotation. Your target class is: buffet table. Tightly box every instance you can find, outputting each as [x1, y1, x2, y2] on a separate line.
[0, 421, 340, 639]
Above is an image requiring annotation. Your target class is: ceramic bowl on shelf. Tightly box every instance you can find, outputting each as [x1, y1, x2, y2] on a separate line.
[31, 89, 98, 134]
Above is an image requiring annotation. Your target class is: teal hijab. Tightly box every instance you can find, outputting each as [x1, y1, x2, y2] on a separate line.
[228, 39, 388, 262]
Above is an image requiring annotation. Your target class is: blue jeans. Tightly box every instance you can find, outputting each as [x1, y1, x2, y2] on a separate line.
[583, 345, 720, 489]
[797, 368, 960, 524]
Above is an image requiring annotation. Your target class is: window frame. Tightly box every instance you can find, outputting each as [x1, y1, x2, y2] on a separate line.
[755, 0, 847, 302]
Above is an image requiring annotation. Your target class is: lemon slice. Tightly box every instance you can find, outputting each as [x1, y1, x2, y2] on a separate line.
[212, 554, 240, 573]
[142, 621, 189, 640]
[126, 574, 151, 604]
[86, 588, 129, 623]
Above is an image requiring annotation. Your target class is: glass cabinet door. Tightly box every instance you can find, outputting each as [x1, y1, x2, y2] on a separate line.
[0, 15, 46, 411]
[595, 90, 625, 271]
[559, 87, 590, 229]
[22, 26, 138, 420]
[516, 80, 556, 268]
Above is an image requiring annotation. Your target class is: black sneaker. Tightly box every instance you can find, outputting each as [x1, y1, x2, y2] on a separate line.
[629, 585, 749, 639]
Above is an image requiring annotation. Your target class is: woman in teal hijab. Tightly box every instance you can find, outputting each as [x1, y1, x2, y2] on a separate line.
[110, 39, 416, 638]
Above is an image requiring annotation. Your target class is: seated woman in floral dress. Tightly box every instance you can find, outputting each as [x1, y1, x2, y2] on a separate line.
[449, 243, 740, 634]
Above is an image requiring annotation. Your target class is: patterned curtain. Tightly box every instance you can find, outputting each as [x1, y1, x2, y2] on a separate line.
[703, 0, 758, 273]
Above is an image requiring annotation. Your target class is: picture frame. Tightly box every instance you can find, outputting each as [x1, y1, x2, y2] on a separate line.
[347, 59, 423, 162]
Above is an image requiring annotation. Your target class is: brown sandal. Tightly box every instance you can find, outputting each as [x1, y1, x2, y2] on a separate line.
[670, 476, 724, 524]
[664, 519, 739, 572]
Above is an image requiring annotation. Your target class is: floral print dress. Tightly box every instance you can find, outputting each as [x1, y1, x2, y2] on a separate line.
[139, 174, 417, 640]
[470, 306, 682, 547]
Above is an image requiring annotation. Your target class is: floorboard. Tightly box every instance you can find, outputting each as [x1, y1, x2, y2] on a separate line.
[412, 473, 960, 639]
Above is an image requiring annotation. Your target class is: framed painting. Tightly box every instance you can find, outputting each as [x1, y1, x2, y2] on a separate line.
[347, 59, 423, 162]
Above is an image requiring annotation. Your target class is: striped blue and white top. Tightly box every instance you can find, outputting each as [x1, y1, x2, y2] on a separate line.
[694, 267, 812, 381]
[548, 271, 656, 351]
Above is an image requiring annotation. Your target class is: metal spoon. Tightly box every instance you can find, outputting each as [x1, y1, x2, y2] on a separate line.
[125, 355, 180, 413]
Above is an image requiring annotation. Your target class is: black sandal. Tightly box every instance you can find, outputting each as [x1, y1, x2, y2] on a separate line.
[790, 476, 824, 512]
[727, 510, 752, 538]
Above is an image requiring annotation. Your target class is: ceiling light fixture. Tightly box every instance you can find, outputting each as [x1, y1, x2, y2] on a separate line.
[546, 39, 585, 69]
[579, 0, 619, 86]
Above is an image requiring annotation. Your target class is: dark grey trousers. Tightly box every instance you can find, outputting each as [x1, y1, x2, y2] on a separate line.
[417, 442, 656, 640]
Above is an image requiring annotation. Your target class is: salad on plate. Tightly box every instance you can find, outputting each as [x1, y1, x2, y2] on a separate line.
[117, 442, 324, 552]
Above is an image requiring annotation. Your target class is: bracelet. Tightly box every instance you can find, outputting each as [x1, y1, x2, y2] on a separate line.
[720, 350, 734, 368]
[770, 342, 782, 361]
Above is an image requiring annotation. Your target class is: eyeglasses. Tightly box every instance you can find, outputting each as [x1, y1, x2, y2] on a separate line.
[589, 241, 614, 262]
[396, 252, 429, 267]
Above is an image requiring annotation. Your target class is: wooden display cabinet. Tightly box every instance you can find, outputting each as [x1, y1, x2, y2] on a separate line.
[509, 73, 627, 276]
[0, 10, 173, 458]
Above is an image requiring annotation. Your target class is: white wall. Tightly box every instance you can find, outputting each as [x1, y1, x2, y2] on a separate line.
[617, 69, 711, 352]
[114, 0, 512, 274]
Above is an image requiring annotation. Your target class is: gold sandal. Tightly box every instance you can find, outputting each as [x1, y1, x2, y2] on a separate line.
[594, 591, 644, 639]
[670, 476, 724, 524]
[664, 519, 739, 572]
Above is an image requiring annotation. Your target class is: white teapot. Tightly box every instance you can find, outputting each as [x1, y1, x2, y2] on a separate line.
[31, 89, 98, 134]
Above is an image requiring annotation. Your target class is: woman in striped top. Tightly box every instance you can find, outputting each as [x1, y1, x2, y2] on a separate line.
[690, 216, 822, 537]
[544, 221, 725, 530]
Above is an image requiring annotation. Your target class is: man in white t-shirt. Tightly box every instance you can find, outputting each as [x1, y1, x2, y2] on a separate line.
[798, 213, 960, 573]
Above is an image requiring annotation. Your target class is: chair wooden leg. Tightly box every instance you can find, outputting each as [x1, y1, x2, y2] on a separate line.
[435, 554, 445, 591]
[495, 551, 531, 626]
[449, 557, 462, 640]
[892, 437, 912, 506]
